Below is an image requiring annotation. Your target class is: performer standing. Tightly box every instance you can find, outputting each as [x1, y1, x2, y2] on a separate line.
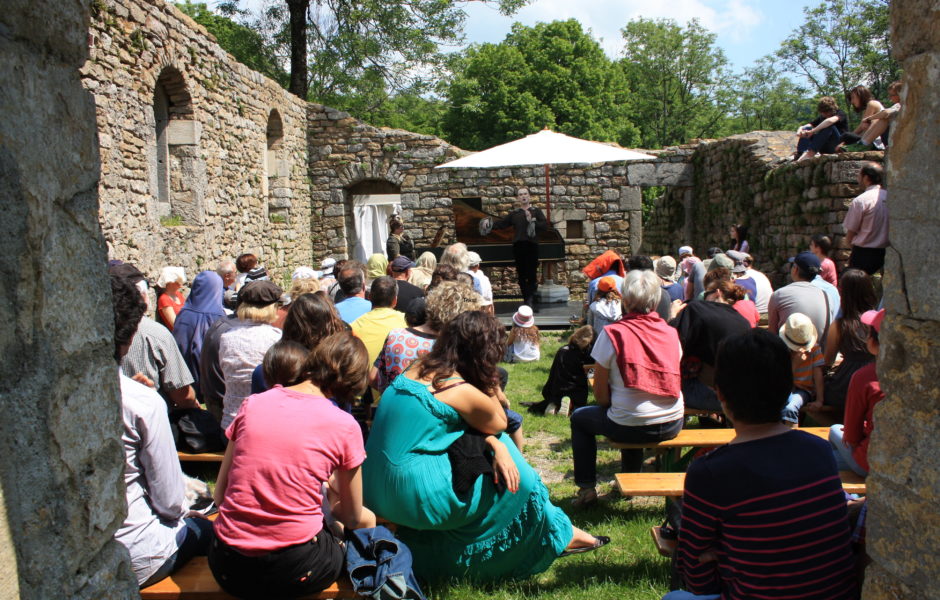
[492, 188, 547, 309]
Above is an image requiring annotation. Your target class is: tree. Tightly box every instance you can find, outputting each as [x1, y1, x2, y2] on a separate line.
[732, 58, 812, 132]
[620, 18, 732, 148]
[443, 20, 639, 150]
[175, 1, 287, 86]
[220, 0, 528, 102]
[775, 0, 900, 107]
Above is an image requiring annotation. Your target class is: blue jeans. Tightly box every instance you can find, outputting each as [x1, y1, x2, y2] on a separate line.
[797, 124, 841, 154]
[782, 388, 811, 424]
[662, 591, 721, 600]
[140, 517, 215, 588]
[829, 424, 868, 476]
[570, 405, 683, 488]
[682, 378, 721, 412]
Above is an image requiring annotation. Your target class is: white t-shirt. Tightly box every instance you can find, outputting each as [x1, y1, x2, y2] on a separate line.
[511, 330, 540, 362]
[470, 269, 493, 306]
[746, 268, 774, 314]
[219, 321, 282, 429]
[591, 329, 684, 427]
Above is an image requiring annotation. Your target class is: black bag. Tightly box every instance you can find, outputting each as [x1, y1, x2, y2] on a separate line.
[170, 408, 225, 453]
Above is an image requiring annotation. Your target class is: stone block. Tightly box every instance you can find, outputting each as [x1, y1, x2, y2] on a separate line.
[166, 120, 201, 145]
[619, 186, 642, 211]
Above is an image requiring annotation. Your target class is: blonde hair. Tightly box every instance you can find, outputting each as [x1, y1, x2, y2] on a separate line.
[569, 325, 594, 351]
[236, 302, 279, 324]
[425, 281, 482, 332]
[289, 278, 321, 299]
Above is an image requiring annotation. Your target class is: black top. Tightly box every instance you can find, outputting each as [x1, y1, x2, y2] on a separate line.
[492, 206, 547, 243]
[395, 280, 426, 314]
[541, 344, 594, 403]
[811, 109, 849, 133]
[670, 300, 751, 366]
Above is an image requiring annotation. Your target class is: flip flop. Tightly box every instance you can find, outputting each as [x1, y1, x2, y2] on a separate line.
[559, 535, 611, 557]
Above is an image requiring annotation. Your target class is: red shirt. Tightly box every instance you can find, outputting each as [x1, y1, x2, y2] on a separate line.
[842, 362, 884, 473]
[731, 299, 759, 327]
[157, 291, 184, 330]
[820, 257, 838, 286]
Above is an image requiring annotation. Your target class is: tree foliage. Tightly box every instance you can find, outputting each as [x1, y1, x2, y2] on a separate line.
[731, 58, 812, 132]
[620, 18, 732, 148]
[443, 20, 639, 151]
[775, 0, 900, 106]
[176, 1, 288, 87]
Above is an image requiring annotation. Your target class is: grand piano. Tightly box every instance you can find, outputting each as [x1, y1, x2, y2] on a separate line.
[418, 198, 566, 267]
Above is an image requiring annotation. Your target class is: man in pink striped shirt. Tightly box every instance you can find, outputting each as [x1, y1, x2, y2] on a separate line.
[666, 329, 858, 600]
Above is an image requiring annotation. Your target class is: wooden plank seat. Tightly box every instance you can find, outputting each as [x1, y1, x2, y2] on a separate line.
[606, 427, 829, 450]
[140, 557, 358, 599]
[178, 451, 225, 463]
[650, 526, 677, 557]
[615, 470, 866, 497]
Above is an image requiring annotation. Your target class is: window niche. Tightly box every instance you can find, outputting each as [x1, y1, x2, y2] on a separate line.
[150, 66, 204, 225]
[264, 109, 290, 223]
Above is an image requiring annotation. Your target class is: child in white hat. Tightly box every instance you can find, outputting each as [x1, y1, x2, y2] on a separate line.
[505, 305, 541, 363]
[779, 313, 825, 426]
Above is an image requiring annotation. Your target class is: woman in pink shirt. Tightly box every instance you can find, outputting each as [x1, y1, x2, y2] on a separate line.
[209, 332, 376, 598]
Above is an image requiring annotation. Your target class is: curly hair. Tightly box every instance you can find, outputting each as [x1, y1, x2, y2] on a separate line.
[303, 331, 369, 403]
[817, 96, 839, 115]
[111, 274, 147, 362]
[418, 311, 504, 394]
[428, 264, 459, 290]
[439, 242, 470, 272]
[706, 279, 747, 303]
[569, 325, 595, 351]
[282, 292, 344, 349]
[425, 281, 482, 332]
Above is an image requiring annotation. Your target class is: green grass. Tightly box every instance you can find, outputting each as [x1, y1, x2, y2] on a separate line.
[189, 331, 672, 599]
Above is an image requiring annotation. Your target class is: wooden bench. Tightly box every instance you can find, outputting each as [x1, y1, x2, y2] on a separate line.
[606, 427, 828, 450]
[178, 451, 225, 463]
[650, 526, 676, 557]
[615, 470, 867, 497]
[140, 557, 358, 599]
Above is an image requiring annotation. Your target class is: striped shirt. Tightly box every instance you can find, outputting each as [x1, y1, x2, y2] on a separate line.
[792, 345, 824, 393]
[676, 430, 857, 600]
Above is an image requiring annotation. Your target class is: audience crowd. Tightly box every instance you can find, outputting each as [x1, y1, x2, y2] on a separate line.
[109, 158, 889, 599]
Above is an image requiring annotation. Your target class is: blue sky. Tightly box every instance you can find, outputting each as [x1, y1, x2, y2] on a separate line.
[458, 0, 819, 73]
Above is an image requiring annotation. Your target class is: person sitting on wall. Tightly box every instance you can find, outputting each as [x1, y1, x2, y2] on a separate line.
[856, 81, 902, 150]
[794, 96, 849, 161]
[491, 187, 547, 310]
[665, 329, 858, 600]
[837, 85, 886, 151]
[111, 273, 214, 588]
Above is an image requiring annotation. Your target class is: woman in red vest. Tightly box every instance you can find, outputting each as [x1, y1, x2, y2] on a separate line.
[570, 270, 684, 507]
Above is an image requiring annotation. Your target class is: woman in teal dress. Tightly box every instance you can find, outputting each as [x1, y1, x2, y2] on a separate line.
[363, 311, 608, 582]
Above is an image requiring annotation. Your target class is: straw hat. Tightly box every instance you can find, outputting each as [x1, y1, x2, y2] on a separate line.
[778, 313, 818, 352]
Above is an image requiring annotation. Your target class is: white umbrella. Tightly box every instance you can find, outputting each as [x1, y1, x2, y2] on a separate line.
[436, 129, 654, 222]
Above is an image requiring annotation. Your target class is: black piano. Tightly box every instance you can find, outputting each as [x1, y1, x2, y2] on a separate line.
[418, 198, 566, 267]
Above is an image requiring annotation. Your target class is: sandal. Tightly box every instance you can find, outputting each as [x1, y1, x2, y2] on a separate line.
[560, 535, 611, 557]
[571, 487, 598, 508]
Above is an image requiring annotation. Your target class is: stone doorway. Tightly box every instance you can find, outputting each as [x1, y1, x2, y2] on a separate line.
[345, 180, 401, 262]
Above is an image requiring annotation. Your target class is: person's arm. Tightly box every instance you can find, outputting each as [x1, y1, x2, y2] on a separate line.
[491, 211, 515, 231]
[213, 439, 237, 506]
[811, 115, 840, 134]
[813, 365, 825, 406]
[855, 101, 884, 133]
[160, 306, 177, 331]
[824, 320, 842, 367]
[841, 374, 869, 448]
[138, 402, 187, 521]
[331, 466, 367, 529]
[675, 463, 722, 595]
[436, 382, 508, 434]
[592, 365, 611, 408]
[485, 435, 519, 493]
[506, 328, 516, 346]
[168, 384, 199, 410]
[843, 201, 861, 246]
[767, 294, 780, 332]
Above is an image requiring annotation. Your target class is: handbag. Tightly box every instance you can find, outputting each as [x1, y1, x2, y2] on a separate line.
[170, 408, 226, 453]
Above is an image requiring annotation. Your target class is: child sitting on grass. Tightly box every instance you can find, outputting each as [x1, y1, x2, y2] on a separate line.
[528, 325, 595, 416]
[505, 305, 540, 363]
[778, 313, 825, 426]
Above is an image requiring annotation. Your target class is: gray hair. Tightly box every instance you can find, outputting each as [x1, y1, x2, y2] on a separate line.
[216, 260, 236, 275]
[440, 242, 470, 272]
[621, 270, 662, 314]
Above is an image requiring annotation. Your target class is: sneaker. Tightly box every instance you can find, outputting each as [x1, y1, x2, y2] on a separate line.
[873, 138, 885, 150]
[558, 397, 571, 417]
[572, 487, 598, 508]
[544, 404, 558, 416]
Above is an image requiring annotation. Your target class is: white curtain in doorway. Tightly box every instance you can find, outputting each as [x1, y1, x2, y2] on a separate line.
[351, 194, 401, 262]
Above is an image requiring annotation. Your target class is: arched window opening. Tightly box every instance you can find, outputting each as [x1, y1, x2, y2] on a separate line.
[265, 109, 290, 223]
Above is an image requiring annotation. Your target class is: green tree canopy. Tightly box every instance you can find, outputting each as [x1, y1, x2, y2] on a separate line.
[443, 20, 639, 151]
[620, 18, 732, 148]
[175, 1, 287, 87]
[775, 0, 899, 107]
[731, 58, 812, 132]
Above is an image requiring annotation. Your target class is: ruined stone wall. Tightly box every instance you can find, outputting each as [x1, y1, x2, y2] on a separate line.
[308, 107, 694, 297]
[643, 132, 884, 285]
[863, 1, 940, 597]
[82, 0, 311, 284]
[0, 1, 137, 597]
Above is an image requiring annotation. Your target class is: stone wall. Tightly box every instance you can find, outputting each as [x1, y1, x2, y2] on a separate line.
[863, 1, 940, 597]
[308, 108, 696, 297]
[0, 1, 137, 598]
[643, 132, 884, 285]
[82, 0, 311, 284]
